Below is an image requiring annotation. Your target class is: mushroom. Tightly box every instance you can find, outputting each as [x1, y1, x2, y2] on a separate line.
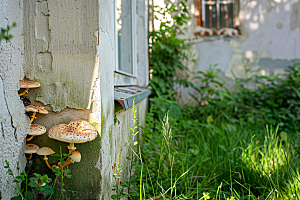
[25, 105, 48, 123]
[37, 147, 55, 169]
[25, 143, 40, 160]
[26, 124, 46, 141]
[19, 80, 41, 96]
[62, 151, 81, 169]
[48, 120, 97, 154]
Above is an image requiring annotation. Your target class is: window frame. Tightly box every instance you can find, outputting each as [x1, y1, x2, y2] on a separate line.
[114, 0, 137, 85]
[196, 0, 240, 30]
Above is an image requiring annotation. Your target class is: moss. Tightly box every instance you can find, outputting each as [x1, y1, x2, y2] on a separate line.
[114, 102, 124, 113]
[49, 136, 102, 200]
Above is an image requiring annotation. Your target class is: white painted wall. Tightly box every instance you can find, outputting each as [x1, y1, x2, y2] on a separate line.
[0, 0, 149, 198]
[0, 0, 30, 199]
[165, 0, 300, 104]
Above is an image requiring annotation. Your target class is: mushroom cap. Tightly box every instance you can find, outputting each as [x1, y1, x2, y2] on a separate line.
[25, 144, 40, 154]
[48, 120, 97, 143]
[37, 147, 55, 156]
[70, 151, 81, 162]
[29, 124, 46, 136]
[25, 105, 48, 114]
[19, 80, 41, 89]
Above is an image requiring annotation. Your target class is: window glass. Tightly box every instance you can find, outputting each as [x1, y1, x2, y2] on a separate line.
[199, 0, 238, 29]
[220, 3, 234, 28]
[116, 0, 133, 75]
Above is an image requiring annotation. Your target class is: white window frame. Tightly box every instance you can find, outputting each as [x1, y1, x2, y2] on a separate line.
[114, 0, 137, 86]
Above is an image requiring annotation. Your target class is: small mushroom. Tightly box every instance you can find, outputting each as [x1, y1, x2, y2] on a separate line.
[37, 147, 55, 169]
[48, 120, 97, 154]
[19, 80, 41, 96]
[26, 124, 46, 141]
[25, 105, 48, 123]
[25, 143, 40, 160]
[62, 151, 81, 169]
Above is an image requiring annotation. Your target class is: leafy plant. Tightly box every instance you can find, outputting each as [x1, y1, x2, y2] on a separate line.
[191, 64, 226, 108]
[51, 147, 73, 200]
[0, 22, 16, 43]
[111, 99, 140, 199]
[5, 160, 54, 200]
[149, 0, 193, 98]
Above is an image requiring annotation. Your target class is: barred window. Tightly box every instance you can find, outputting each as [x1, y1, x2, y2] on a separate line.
[195, 0, 240, 29]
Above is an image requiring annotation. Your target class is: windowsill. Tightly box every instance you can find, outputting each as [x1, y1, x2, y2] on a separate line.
[194, 29, 242, 36]
[114, 86, 151, 112]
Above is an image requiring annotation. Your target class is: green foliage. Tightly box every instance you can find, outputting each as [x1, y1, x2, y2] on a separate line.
[190, 61, 300, 134]
[50, 148, 73, 200]
[5, 160, 53, 200]
[0, 23, 16, 43]
[149, 0, 193, 97]
[111, 99, 140, 199]
[4, 146, 76, 200]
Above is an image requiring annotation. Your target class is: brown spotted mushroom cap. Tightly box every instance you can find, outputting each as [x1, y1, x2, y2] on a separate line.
[25, 144, 40, 154]
[48, 120, 97, 143]
[19, 80, 41, 89]
[25, 105, 48, 114]
[29, 124, 46, 136]
[37, 147, 55, 156]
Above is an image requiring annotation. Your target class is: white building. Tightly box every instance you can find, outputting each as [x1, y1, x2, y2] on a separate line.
[0, 0, 149, 199]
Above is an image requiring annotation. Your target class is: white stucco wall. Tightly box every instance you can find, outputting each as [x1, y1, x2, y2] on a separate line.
[168, 0, 300, 104]
[0, 0, 149, 198]
[0, 0, 30, 199]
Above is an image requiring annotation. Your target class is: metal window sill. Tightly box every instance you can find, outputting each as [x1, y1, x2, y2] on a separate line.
[114, 86, 151, 111]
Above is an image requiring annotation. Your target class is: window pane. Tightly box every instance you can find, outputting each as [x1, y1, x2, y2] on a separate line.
[117, 0, 133, 74]
[204, 0, 217, 29]
[219, 3, 234, 28]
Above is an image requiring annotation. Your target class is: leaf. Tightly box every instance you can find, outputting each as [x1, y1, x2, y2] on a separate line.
[28, 181, 38, 188]
[11, 196, 22, 200]
[111, 195, 117, 199]
[51, 154, 62, 160]
[206, 115, 213, 124]
[24, 191, 33, 199]
[65, 174, 72, 179]
[40, 185, 54, 195]
[52, 166, 58, 172]
[15, 175, 25, 181]
[33, 173, 42, 178]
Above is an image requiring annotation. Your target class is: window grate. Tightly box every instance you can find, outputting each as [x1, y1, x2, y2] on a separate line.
[196, 0, 239, 30]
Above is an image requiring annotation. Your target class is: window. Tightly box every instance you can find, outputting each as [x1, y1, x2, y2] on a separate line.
[195, 0, 240, 30]
[114, 0, 137, 85]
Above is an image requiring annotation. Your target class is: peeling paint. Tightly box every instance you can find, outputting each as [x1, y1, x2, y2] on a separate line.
[24, 0, 99, 112]
[175, 0, 300, 105]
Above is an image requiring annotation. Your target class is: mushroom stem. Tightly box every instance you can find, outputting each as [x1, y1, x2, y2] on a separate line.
[43, 156, 52, 169]
[26, 135, 34, 142]
[19, 88, 29, 96]
[27, 154, 33, 160]
[30, 112, 36, 123]
[62, 158, 74, 169]
[67, 143, 76, 154]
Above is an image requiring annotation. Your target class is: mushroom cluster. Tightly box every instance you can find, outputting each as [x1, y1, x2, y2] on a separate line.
[48, 120, 97, 168]
[19, 79, 53, 167]
[19, 79, 97, 171]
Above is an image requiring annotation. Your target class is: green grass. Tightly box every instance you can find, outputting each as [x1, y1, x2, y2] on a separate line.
[132, 109, 300, 200]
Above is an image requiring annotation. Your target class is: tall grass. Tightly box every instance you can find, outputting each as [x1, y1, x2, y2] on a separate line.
[135, 110, 300, 199]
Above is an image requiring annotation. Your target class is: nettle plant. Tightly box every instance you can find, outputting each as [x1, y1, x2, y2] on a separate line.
[149, 0, 193, 97]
